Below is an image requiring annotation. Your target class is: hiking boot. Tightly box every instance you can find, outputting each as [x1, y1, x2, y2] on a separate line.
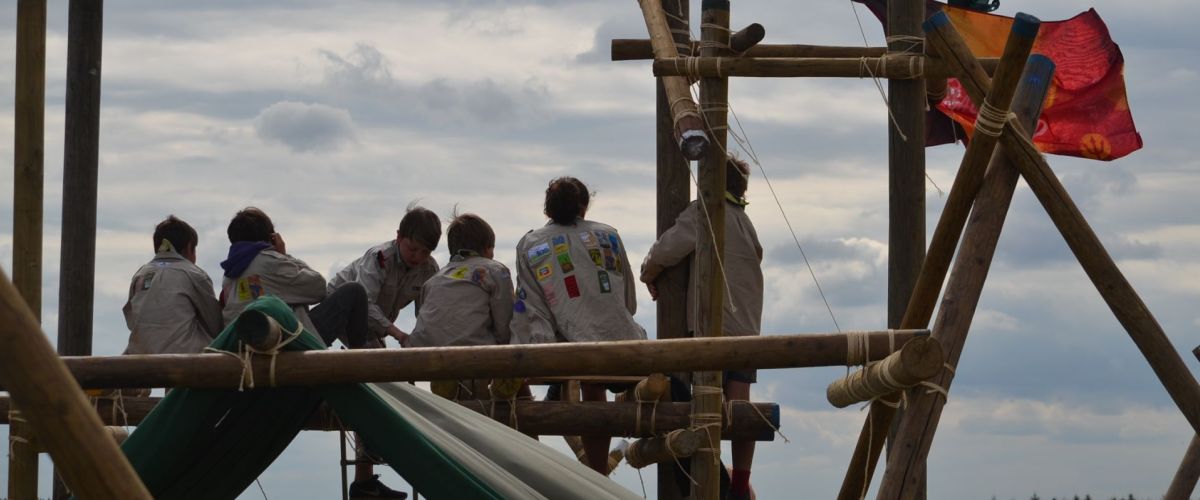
[348, 475, 407, 499]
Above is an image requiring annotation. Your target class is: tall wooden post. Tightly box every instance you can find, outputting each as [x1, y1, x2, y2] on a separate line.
[9, 1, 48, 499]
[689, 2, 731, 497]
[885, 0, 927, 495]
[877, 53, 1054, 500]
[656, 0, 691, 497]
[55, 1, 104, 497]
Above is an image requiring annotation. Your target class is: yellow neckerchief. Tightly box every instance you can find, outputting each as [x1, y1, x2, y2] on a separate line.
[725, 191, 749, 207]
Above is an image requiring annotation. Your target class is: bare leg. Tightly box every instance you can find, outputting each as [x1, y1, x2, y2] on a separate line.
[581, 383, 611, 474]
[355, 434, 375, 481]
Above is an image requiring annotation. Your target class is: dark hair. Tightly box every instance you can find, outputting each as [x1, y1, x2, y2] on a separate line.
[447, 212, 495, 255]
[727, 156, 750, 199]
[227, 207, 275, 244]
[154, 215, 198, 253]
[544, 176, 590, 225]
[398, 204, 442, 251]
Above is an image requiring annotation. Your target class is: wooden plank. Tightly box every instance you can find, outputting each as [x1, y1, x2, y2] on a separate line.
[4, 331, 928, 391]
[0, 396, 782, 442]
[691, 0, 732, 497]
[612, 40, 888, 60]
[0, 269, 151, 498]
[651, 55, 999, 79]
[877, 53, 1054, 500]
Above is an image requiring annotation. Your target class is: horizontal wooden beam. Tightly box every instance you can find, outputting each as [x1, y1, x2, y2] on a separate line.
[0, 330, 925, 391]
[652, 55, 998, 80]
[0, 396, 781, 441]
[612, 39, 887, 60]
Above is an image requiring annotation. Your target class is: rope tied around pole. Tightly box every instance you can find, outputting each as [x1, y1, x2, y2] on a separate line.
[204, 315, 304, 390]
[8, 409, 31, 456]
[974, 100, 1016, 138]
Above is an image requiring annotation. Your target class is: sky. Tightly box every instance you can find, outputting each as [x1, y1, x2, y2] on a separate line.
[1, 0, 1198, 498]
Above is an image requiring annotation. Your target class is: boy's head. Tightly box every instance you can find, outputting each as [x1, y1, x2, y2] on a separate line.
[396, 204, 442, 267]
[726, 155, 751, 199]
[447, 212, 496, 258]
[227, 207, 275, 244]
[154, 215, 199, 263]
[544, 176, 591, 225]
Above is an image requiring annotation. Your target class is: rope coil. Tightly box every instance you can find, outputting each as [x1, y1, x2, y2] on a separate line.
[974, 100, 1015, 137]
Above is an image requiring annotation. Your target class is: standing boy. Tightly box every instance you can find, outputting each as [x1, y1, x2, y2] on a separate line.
[640, 156, 763, 500]
[123, 215, 222, 355]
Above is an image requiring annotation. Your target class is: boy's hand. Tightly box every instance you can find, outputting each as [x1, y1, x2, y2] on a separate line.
[270, 233, 287, 255]
[387, 325, 410, 346]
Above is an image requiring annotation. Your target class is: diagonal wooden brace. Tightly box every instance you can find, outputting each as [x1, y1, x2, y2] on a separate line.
[836, 11, 1042, 500]
[637, 0, 709, 160]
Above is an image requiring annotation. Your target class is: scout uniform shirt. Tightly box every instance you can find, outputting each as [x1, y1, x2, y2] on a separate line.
[408, 252, 514, 347]
[326, 240, 439, 340]
[641, 200, 763, 337]
[221, 249, 327, 335]
[123, 247, 223, 354]
[512, 219, 646, 344]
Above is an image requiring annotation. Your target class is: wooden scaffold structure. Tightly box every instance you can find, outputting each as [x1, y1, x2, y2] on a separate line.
[3, 0, 1200, 499]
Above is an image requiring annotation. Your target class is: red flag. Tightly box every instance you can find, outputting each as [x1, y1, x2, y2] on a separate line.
[934, 6, 1143, 160]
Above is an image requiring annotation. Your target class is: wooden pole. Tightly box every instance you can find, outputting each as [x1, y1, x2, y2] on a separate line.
[997, 119, 1200, 436]
[728, 23, 765, 54]
[612, 41, 888, 61]
[885, 0, 928, 496]
[10, 331, 926, 391]
[637, 0, 709, 160]
[626, 429, 705, 468]
[876, 54, 1055, 500]
[1165, 435, 1200, 500]
[651, 55, 998, 80]
[826, 337, 943, 409]
[0, 269, 152, 499]
[691, 1, 732, 497]
[835, 13, 1040, 499]
[56, 4, 105, 495]
[0, 396, 782, 441]
[654, 4, 691, 495]
[10, 1, 48, 498]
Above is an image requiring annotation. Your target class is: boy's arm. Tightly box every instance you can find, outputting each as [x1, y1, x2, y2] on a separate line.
[640, 203, 699, 284]
[122, 273, 138, 330]
[489, 265, 515, 345]
[342, 250, 394, 335]
[188, 269, 224, 339]
[511, 238, 558, 344]
[264, 253, 327, 305]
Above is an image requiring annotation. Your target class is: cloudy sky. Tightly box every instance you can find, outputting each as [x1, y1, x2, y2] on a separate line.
[2, 0, 1199, 498]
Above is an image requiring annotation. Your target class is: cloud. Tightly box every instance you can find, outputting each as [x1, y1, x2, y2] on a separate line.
[253, 101, 357, 153]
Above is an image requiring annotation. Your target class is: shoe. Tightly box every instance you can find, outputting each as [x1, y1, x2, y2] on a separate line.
[348, 475, 408, 499]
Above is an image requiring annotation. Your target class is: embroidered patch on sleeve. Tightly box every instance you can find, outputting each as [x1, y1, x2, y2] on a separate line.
[607, 233, 621, 253]
[564, 275, 581, 298]
[527, 243, 551, 264]
[603, 249, 616, 271]
[589, 248, 603, 267]
[597, 270, 612, 293]
[541, 282, 558, 306]
[596, 231, 612, 248]
[236, 278, 252, 301]
[247, 275, 264, 298]
[551, 235, 569, 255]
[142, 271, 155, 290]
[579, 231, 597, 248]
[471, 268, 487, 284]
[536, 263, 554, 282]
[448, 266, 470, 280]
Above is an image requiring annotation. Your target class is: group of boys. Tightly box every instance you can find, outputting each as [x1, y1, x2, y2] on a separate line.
[124, 159, 761, 500]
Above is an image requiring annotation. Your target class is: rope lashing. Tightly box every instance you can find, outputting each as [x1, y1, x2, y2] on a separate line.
[974, 100, 1016, 137]
[204, 315, 304, 390]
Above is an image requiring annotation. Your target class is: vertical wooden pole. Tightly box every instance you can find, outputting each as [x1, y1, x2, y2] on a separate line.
[656, 0, 690, 497]
[10, 1, 48, 498]
[885, 0, 927, 496]
[691, 1, 730, 498]
[0, 270, 152, 499]
[876, 54, 1055, 500]
[55, 2, 104, 497]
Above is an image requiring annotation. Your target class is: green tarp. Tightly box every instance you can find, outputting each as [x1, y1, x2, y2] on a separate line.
[116, 296, 639, 500]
